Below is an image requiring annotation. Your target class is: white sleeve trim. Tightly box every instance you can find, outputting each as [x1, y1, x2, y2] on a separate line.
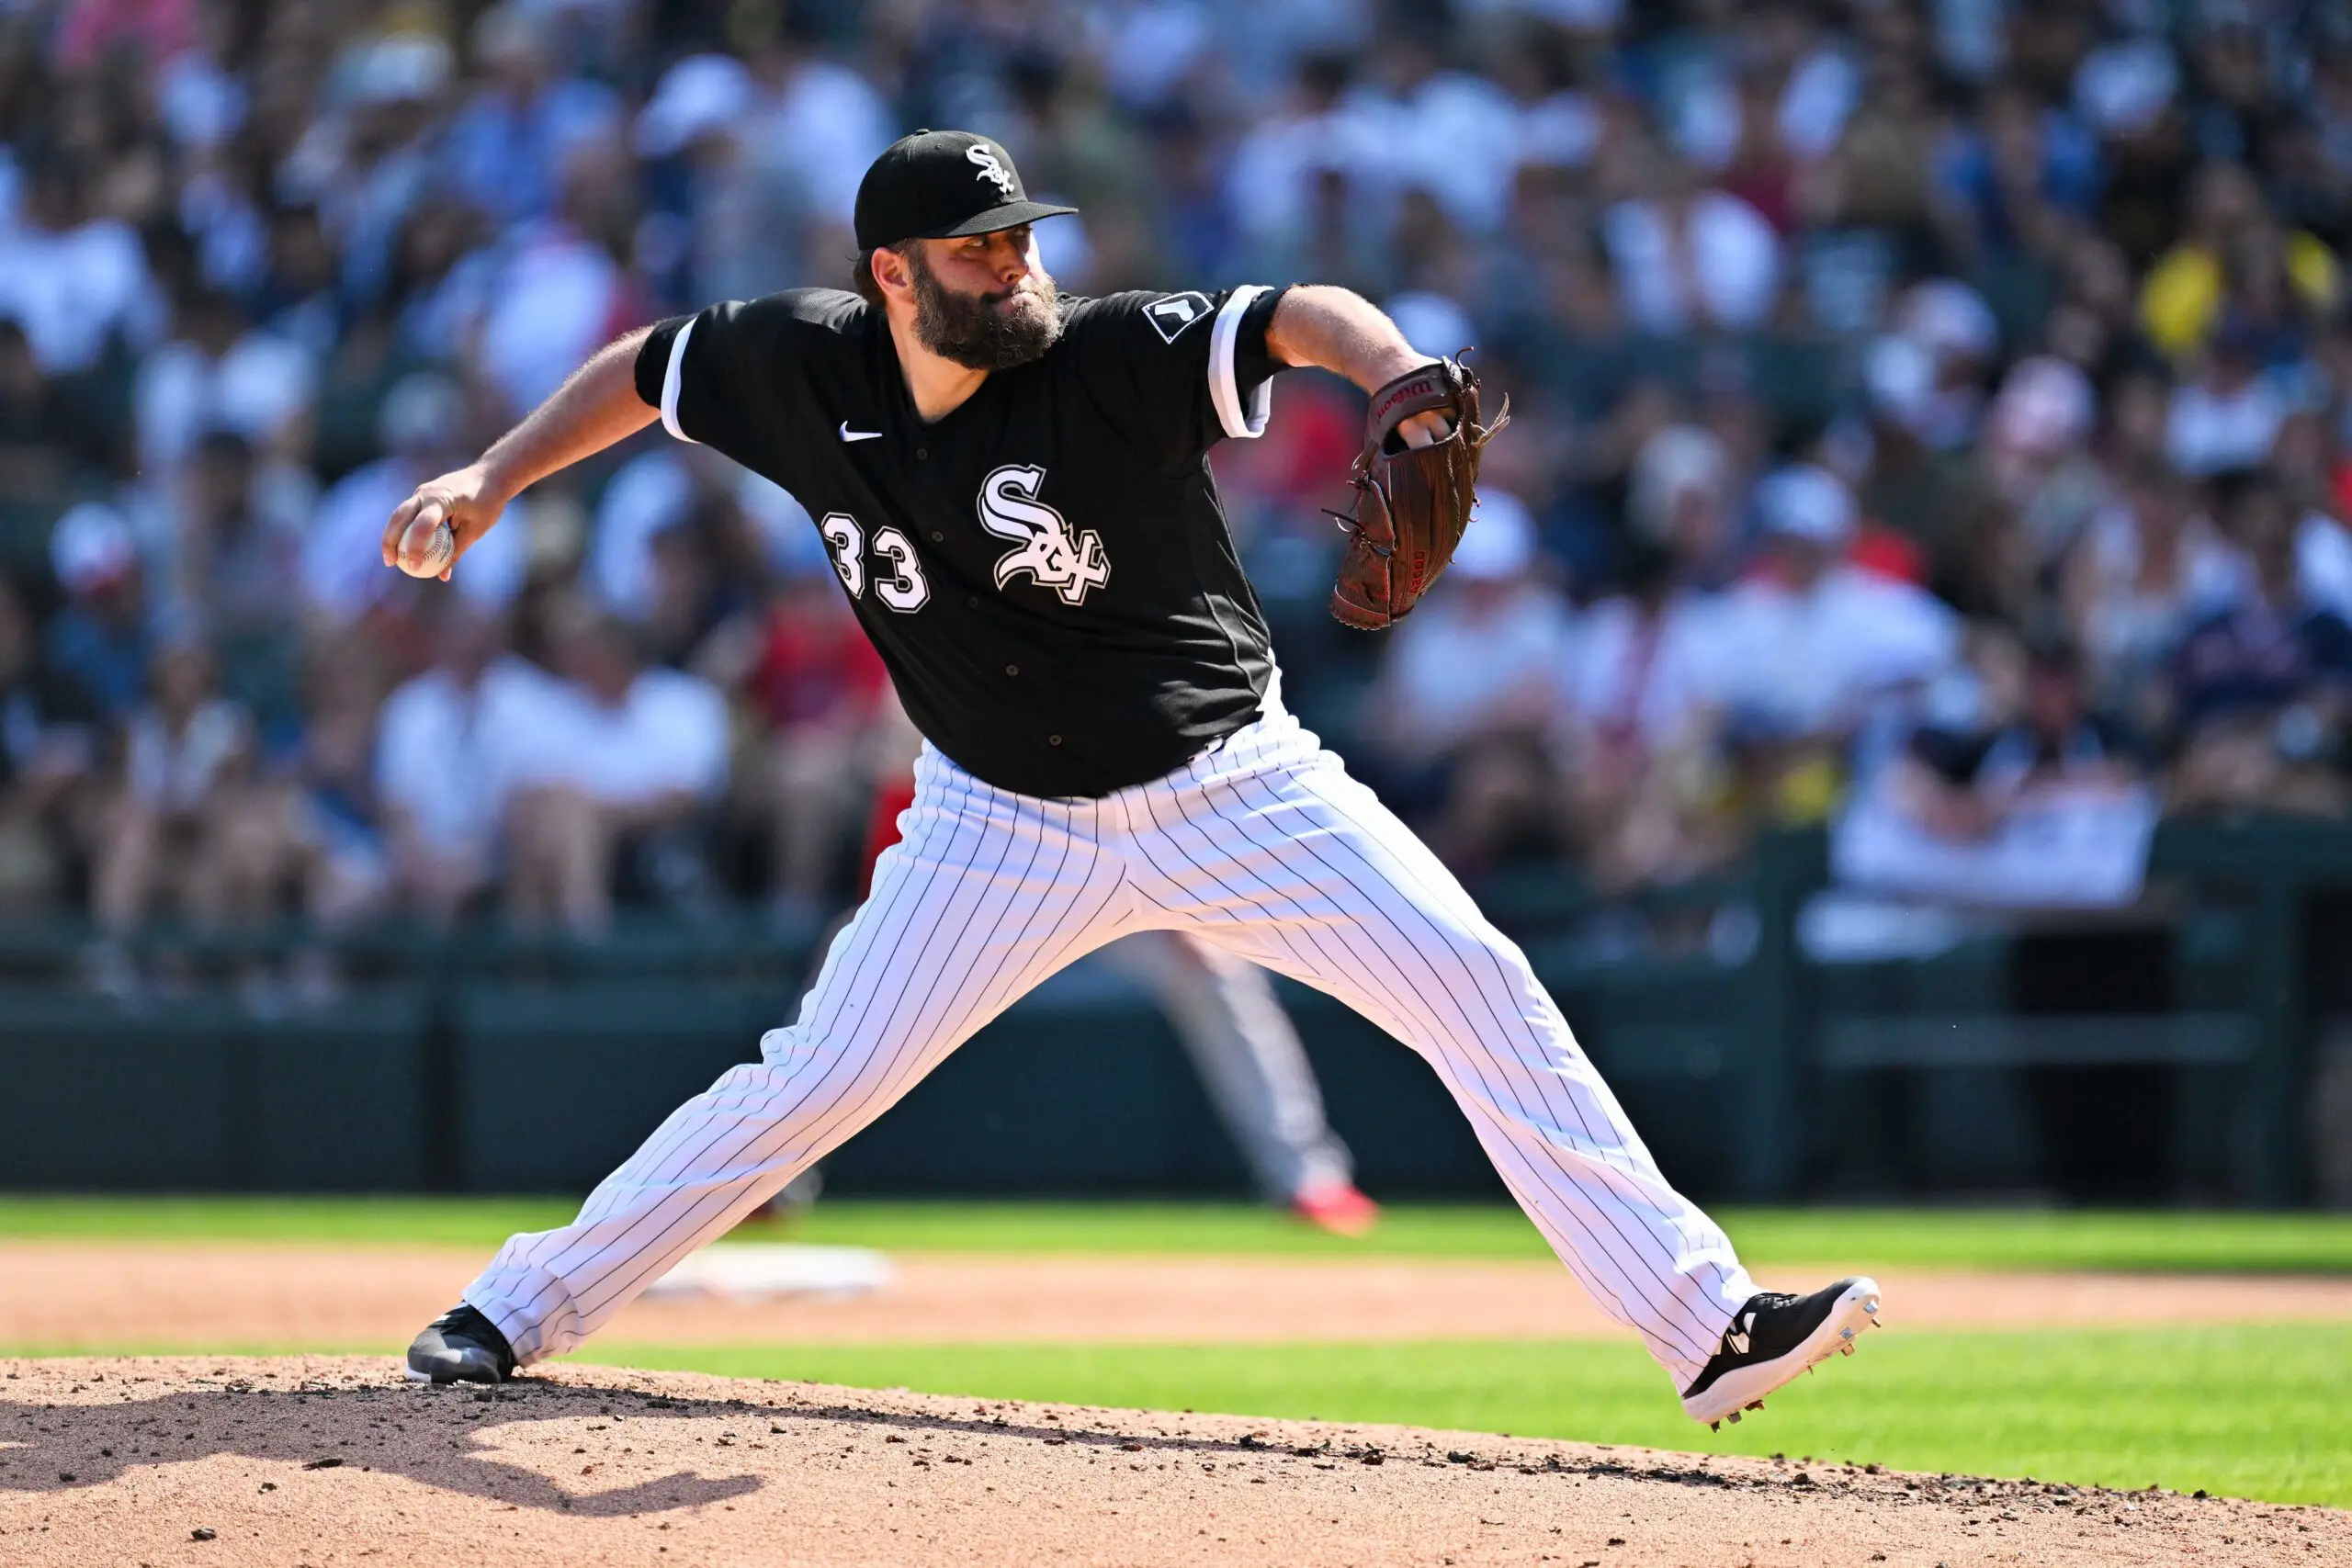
[659, 317, 700, 445]
[1207, 285, 1274, 440]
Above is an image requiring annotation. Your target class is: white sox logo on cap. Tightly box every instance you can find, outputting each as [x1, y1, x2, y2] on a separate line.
[967, 143, 1017, 197]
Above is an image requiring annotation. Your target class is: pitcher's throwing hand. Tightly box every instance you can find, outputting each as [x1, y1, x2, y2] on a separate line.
[381, 464, 504, 581]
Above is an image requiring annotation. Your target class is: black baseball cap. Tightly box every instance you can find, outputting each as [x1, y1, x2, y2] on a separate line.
[853, 129, 1077, 251]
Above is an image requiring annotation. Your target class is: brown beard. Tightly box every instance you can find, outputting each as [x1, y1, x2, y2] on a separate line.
[906, 246, 1063, 370]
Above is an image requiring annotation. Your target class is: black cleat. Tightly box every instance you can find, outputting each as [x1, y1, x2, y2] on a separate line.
[1682, 1276, 1881, 1427]
[405, 1303, 516, 1384]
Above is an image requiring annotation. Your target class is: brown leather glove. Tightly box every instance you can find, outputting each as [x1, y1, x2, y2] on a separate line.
[1329, 356, 1509, 631]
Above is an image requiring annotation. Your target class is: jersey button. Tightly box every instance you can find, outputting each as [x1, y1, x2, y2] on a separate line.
[966, 595, 978, 608]
[915, 446, 928, 460]
[1004, 664, 1019, 676]
[932, 531, 944, 541]
[1048, 735, 1063, 746]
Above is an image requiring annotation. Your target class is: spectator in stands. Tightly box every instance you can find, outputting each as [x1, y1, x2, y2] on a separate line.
[639, 498, 770, 674]
[1984, 355, 2107, 566]
[132, 288, 316, 478]
[471, 134, 641, 423]
[1624, 423, 1742, 590]
[0, 150, 161, 378]
[2141, 162, 2337, 363]
[1713, 464, 1961, 822]
[168, 427, 311, 730]
[289, 34, 451, 311]
[1556, 537, 1739, 893]
[441, 3, 622, 227]
[2169, 470, 2352, 816]
[741, 7, 895, 241]
[168, 429, 307, 629]
[0, 573, 96, 912]
[1601, 152, 1782, 335]
[2064, 457, 2241, 727]
[6, 0, 2352, 964]
[252, 205, 342, 365]
[739, 561, 891, 924]
[2166, 319, 2290, 478]
[375, 595, 540, 927]
[286, 635, 388, 953]
[84, 638, 304, 1004]
[499, 602, 729, 936]
[1889, 637, 2141, 842]
[43, 501, 152, 723]
[1881, 278, 2002, 453]
[0, 318, 88, 512]
[1363, 491, 1573, 871]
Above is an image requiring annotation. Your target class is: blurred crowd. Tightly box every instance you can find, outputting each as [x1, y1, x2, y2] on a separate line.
[4, 0, 2352, 1002]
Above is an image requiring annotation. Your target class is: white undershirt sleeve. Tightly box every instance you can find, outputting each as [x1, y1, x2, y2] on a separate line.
[659, 318, 700, 445]
[1207, 285, 1274, 440]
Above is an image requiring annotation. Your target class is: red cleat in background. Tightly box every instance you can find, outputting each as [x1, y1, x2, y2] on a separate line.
[1290, 1181, 1381, 1237]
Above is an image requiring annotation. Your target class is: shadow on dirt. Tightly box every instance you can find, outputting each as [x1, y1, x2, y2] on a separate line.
[0, 1367, 1436, 1517]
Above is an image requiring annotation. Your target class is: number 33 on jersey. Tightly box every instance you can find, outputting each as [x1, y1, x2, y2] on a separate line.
[631, 282, 1288, 797]
[818, 512, 930, 611]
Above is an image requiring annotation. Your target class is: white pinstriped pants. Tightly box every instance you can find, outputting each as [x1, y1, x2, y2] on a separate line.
[463, 694, 1757, 1387]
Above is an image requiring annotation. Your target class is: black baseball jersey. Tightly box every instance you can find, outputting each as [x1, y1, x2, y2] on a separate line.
[632, 284, 1292, 797]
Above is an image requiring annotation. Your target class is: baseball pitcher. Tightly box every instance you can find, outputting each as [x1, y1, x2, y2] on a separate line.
[385, 130, 1880, 1427]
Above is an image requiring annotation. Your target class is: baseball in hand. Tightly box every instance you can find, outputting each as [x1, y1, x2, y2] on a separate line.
[399, 514, 457, 579]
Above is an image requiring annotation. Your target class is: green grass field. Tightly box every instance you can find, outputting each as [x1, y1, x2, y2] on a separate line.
[5, 1195, 2352, 1272]
[6, 1197, 2349, 1506]
[593, 1328, 2352, 1507]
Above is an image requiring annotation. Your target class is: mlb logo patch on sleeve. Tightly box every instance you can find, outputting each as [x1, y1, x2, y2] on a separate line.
[1146, 292, 1213, 343]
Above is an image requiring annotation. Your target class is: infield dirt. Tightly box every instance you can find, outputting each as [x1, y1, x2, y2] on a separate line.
[3, 1357, 2342, 1567]
[6, 1242, 2352, 1349]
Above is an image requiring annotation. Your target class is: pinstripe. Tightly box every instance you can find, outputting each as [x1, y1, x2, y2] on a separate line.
[1281, 768, 1731, 1356]
[570, 776, 1039, 1321]
[1024, 798, 1132, 982]
[588, 766, 1077, 1316]
[508, 759, 1001, 1317]
[1134, 764, 1328, 987]
[924, 798, 1097, 1055]
[473, 760, 1147, 1354]
[1227, 758, 1727, 1363]
[1261, 770, 1720, 1360]
[811, 758, 986, 1040]
[1140, 739, 1715, 1360]
[769, 779, 1053, 1193]
[1145, 733, 1708, 1359]
[1302, 768, 1658, 1174]
[462, 712, 1749, 1384]
[1198, 764, 1694, 1354]
[1161, 767, 1431, 1061]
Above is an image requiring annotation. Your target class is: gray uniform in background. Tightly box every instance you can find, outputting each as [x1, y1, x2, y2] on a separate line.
[777, 925, 1355, 1208]
[1096, 929, 1354, 1202]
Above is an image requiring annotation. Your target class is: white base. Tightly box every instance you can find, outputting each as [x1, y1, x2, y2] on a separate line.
[639, 1244, 896, 1303]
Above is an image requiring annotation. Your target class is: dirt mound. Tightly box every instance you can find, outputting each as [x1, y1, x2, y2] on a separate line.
[0, 1358, 2337, 1566]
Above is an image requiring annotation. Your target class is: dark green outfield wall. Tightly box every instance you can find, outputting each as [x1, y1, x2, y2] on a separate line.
[0, 822, 2343, 1202]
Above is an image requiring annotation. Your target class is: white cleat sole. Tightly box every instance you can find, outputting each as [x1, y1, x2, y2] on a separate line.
[1683, 1277, 1883, 1427]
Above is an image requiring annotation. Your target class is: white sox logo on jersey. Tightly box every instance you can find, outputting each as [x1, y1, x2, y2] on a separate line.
[967, 144, 1017, 198]
[978, 465, 1109, 606]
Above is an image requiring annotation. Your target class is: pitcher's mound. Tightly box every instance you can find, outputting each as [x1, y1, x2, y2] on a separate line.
[0, 1358, 2335, 1566]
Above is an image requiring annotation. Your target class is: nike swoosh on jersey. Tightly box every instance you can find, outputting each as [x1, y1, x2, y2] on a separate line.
[839, 423, 883, 442]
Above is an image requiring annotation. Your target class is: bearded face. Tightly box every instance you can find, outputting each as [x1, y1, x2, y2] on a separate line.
[904, 243, 1063, 370]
